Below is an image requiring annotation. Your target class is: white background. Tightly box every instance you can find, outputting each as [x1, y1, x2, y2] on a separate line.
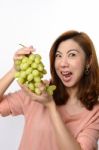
[0, 0, 99, 149]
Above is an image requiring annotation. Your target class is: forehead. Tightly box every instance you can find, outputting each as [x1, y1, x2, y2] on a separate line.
[57, 39, 82, 52]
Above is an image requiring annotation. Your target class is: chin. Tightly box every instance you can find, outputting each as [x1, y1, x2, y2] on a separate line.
[63, 81, 78, 88]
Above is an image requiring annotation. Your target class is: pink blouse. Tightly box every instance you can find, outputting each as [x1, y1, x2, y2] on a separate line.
[0, 90, 99, 150]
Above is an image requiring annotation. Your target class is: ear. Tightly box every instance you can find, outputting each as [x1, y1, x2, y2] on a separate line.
[86, 55, 92, 68]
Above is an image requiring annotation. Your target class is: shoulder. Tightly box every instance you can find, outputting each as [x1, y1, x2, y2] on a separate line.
[88, 104, 99, 119]
[86, 104, 99, 126]
[93, 103, 99, 113]
[76, 104, 99, 150]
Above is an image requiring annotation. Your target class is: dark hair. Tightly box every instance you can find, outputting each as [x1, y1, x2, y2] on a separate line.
[50, 30, 99, 110]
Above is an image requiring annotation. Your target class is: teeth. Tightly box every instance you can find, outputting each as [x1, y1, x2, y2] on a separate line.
[62, 71, 71, 75]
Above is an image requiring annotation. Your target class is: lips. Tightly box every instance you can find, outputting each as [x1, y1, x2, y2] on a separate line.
[61, 71, 72, 82]
[61, 71, 72, 76]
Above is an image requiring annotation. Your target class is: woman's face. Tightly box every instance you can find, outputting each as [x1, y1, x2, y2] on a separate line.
[54, 39, 86, 89]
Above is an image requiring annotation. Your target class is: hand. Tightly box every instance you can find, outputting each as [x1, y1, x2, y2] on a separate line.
[18, 80, 55, 107]
[13, 45, 35, 70]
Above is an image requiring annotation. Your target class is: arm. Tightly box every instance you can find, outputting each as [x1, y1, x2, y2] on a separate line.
[0, 46, 34, 102]
[19, 81, 82, 149]
[0, 67, 16, 101]
[46, 101, 82, 150]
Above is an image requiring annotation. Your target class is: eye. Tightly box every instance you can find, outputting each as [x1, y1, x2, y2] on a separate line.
[68, 53, 76, 57]
[55, 53, 62, 58]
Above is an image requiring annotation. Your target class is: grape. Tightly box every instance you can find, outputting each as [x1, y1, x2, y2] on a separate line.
[31, 62, 38, 69]
[34, 82, 40, 88]
[38, 63, 44, 71]
[20, 63, 29, 70]
[42, 69, 47, 74]
[27, 74, 34, 81]
[20, 71, 27, 79]
[15, 59, 22, 66]
[34, 76, 41, 83]
[17, 77, 25, 84]
[14, 52, 56, 95]
[39, 72, 43, 78]
[46, 85, 56, 96]
[34, 55, 41, 64]
[34, 87, 41, 95]
[25, 67, 32, 75]
[15, 60, 22, 71]
[28, 83, 35, 91]
[29, 54, 35, 61]
[32, 69, 39, 77]
[28, 59, 33, 65]
[22, 56, 28, 63]
[15, 72, 20, 78]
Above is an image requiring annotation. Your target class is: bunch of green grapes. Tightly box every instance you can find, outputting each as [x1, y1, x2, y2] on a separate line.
[14, 53, 56, 95]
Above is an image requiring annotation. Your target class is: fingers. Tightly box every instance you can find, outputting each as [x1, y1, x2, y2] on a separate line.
[39, 82, 46, 93]
[13, 45, 35, 60]
[18, 82, 41, 101]
[38, 81, 49, 96]
[17, 81, 52, 104]
[18, 82, 33, 95]
[43, 79, 50, 86]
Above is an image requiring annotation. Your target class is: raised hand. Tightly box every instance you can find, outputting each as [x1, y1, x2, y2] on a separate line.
[14, 48, 56, 96]
[13, 45, 35, 70]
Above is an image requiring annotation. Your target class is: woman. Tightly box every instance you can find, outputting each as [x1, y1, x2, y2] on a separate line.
[0, 30, 99, 150]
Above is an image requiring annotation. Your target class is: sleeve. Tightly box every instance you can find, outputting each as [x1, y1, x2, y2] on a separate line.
[0, 90, 26, 116]
[77, 109, 99, 150]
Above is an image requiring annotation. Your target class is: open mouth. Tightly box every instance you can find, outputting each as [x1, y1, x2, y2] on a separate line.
[61, 71, 72, 81]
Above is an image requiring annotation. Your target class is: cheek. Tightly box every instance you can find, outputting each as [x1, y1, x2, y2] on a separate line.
[74, 59, 86, 73]
[77, 53, 86, 71]
[54, 60, 60, 75]
[54, 60, 58, 70]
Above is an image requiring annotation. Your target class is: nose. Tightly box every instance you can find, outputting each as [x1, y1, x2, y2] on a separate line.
[60, 57, 69, 68]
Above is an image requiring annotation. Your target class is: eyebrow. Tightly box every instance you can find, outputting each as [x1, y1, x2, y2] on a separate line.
[56, 49, 79, 54]
[56, 50, 62, 54]
[67, 49, 79, 54]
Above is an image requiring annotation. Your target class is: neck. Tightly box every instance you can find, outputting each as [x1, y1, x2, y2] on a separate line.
[66, 87, 79, 105]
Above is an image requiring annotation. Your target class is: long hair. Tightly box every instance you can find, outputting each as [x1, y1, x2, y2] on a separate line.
[49, 30, 99, 110]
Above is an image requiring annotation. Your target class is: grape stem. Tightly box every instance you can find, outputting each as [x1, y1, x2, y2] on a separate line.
[19, 44, 26, 47]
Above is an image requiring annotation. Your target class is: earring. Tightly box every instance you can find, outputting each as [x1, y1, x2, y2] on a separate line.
[85, 65, 90, 75]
